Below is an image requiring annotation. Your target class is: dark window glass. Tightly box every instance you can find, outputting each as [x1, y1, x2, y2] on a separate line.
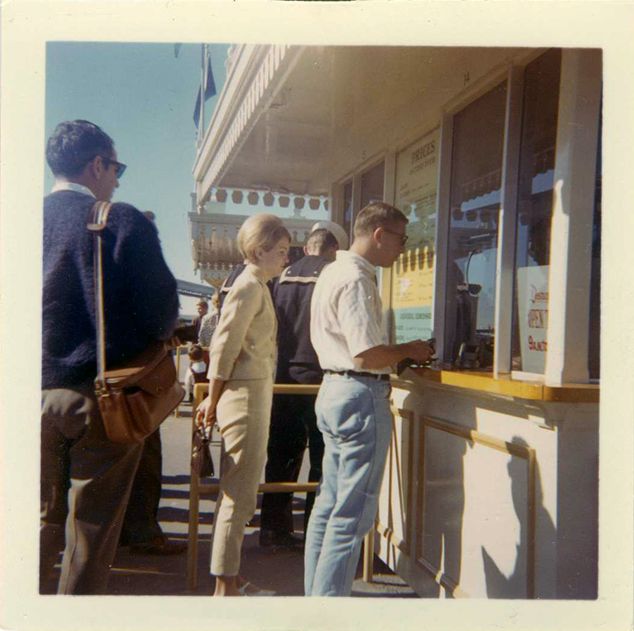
[445, 81, 507, 368]
[360, 161, 385, 210]
[511, 49, 561, 373]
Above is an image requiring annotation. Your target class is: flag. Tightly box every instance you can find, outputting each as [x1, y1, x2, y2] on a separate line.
[193, 53, 217, 128]
[174, 43, 182, 58]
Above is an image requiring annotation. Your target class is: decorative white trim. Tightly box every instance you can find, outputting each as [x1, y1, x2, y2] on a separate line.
[278, 275, 318, 285]
[189, 211, 317, 272]
[194, 45, 305, 205]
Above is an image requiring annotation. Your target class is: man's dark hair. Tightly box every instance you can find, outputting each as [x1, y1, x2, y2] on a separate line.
[353, 202, 408, 238]
[46, 120, 115, 178]
[306, 228, 338, 255]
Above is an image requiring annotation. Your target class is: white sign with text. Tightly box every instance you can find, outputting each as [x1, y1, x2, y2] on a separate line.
[516, 266, 549, 374]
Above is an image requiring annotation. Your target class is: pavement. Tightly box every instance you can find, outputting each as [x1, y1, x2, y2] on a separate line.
[47, 355, 418, 598]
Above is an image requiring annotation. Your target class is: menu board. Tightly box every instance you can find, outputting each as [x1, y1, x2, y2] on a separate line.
[391, 128, 440, 343]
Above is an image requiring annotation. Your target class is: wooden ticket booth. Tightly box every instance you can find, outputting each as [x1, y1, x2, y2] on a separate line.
[192, 44, 601, 599]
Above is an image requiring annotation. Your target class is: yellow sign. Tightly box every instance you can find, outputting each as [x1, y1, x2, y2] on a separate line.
[390, 128, 439, 342]
[392, 246, 435, 309]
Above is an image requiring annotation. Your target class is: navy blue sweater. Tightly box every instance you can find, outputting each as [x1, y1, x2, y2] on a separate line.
[42, 190, 179, 389]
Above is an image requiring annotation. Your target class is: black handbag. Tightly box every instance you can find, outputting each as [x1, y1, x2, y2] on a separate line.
[191, 426, 214, 478]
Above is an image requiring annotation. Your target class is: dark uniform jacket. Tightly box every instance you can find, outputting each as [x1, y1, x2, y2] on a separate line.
[272, 255, 332, 383]
[217, 264, 246, 315]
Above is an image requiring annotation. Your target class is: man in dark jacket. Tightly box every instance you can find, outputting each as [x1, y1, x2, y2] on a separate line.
[41, 120, 179, 594]
[259, 228, 339, 548]
[217, 261, 247, 315]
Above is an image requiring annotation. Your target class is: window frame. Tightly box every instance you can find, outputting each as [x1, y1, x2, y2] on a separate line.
[431, 49, 601, 384]
[329, 48, 601, 386]
[333, 153, 388, 244]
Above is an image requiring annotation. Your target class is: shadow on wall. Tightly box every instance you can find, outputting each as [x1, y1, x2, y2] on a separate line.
[481, 436, 556, 599]
[400, 387, 474, 598]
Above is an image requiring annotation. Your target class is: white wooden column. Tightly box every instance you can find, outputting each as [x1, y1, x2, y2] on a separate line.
[545, 49, 602, 386]
[432, 113, 454, 363]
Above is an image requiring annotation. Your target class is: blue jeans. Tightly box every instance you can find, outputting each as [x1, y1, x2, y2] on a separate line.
[304, 373, 392, 597]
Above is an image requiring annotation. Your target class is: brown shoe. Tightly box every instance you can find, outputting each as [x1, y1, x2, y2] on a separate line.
[130, 536, 188, 556]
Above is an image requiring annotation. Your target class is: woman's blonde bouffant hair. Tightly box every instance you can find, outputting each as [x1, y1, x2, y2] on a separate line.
[237, 214, 291, 263]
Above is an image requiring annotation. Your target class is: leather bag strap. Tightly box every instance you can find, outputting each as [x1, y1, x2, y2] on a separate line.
[88, 201, 113, 389]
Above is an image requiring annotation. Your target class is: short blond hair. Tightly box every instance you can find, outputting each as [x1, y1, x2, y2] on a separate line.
[237, 214, 291, 263]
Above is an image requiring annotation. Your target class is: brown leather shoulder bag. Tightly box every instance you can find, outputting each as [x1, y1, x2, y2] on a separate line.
[88, 201, 184, 444]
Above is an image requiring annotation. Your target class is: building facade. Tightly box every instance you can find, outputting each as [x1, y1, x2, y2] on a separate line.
[192, 44, 601, 599]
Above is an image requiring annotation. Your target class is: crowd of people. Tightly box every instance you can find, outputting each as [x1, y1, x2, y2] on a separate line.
[41, 119, 434, 597]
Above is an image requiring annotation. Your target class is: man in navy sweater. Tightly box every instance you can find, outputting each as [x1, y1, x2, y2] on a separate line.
[41, 120, 179, 594]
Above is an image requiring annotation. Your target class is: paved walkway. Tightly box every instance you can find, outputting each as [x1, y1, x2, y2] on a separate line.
[47, 394, 418, 598]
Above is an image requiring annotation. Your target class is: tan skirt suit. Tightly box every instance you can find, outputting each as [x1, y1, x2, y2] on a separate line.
[206, 265, 277, 577]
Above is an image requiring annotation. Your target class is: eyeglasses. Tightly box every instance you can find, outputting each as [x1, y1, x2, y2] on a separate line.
[102, 157, 127, 179]
[382, 227, 409, 246]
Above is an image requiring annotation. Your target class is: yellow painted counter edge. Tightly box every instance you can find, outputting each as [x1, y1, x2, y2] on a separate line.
[193, 374, 598, 403]
[395, 367, 600, 403]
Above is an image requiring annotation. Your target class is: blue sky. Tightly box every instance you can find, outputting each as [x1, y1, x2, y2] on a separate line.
[44, 42, 230, 316]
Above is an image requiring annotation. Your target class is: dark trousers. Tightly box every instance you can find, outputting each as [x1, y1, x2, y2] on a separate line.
[261, 365, 324, 534]
[40, 382, 143, 594]
[119, 429, 164, 546]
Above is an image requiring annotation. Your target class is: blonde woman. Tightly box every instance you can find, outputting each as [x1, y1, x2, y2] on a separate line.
[196, 214, 290, 597]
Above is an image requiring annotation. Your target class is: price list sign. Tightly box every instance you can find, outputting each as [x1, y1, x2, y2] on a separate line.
[391, 128, 440, 343]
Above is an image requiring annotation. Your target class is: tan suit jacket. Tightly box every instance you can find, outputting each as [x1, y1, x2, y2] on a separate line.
[208, 264, 277, 381]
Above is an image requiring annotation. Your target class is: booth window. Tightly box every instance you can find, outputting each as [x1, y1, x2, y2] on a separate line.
[360, 161, 385, 209]
[340, 162, 385, 246]
[511, 49, 561, 374]
[444, 81, 507, 369]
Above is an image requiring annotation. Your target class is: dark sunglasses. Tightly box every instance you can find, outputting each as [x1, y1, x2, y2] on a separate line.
[101, 156, 127, 179]
[382, 227, 409, 246]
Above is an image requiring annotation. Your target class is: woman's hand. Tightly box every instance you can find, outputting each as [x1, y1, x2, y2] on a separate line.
[196, 396, 216, 430]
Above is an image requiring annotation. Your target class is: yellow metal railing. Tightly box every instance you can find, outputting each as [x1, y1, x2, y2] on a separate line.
[185, 381, 377, 592]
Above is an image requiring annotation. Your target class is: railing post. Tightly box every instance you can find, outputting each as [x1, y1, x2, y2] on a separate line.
[174, 345, 186, 418]
[186, 385, 204, 592]
[363, 527, 375, 583]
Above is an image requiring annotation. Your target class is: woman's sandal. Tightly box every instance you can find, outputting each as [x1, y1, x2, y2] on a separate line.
[236, 579, 276, 597]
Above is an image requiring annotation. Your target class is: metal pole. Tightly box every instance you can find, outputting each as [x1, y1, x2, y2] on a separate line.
[197, 44, 206, 147]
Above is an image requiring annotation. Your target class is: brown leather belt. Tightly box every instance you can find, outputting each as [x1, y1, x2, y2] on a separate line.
[324, 370, 390, 382]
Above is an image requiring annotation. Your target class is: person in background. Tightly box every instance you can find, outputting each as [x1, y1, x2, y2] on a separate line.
[117, 206, 187, 557]
[192, 298, 209, 337]
[118, 427, 188, 556]
[196, 214, 290, 597]
[198, 293, 220, 349]
[259, 228, 340, 549]
[184, 343, 209, 403]
[310, 220, 349, 251]
[305, 202, 434, 597]
[41, 120, 179, 593]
